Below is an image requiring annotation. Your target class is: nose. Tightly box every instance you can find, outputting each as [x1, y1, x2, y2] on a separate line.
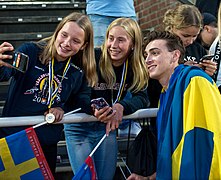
[63, 37, 71, 47]
[186, 37, 195, 45]
[145, 55, 152, 64]
[111, 39, 118, 48]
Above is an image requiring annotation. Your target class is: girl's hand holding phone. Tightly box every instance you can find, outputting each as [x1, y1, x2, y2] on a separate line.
[199, 54, 217, 76]
[0, 42, 14, 67]
[91, 97, 115, 123]
[0, 42, 29, 73]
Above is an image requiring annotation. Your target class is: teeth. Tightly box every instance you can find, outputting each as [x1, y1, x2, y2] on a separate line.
[110, 49, 119, 53]
[62, 48, 67, 52]
[61, 46, 69, 52]
[148, 66, 156, 71]
[111, 52, 119, 56]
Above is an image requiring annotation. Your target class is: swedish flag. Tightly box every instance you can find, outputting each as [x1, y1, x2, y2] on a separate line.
[157, 65, 221, 179]
[0, 127, 54, 179]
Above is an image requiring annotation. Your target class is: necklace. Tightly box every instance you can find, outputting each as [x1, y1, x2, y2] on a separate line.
[111, 59, 128, 105]
[47, 57, 71, 108]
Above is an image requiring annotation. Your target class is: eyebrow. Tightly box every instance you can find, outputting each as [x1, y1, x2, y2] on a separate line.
[182, 33, 198, 37]
[182, 34, 192, 37]
[148, 47, 160, 52]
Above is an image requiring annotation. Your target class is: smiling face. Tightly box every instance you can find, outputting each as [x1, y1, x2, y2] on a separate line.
[55, 21, 86, 61]
[144, 39, 179, 87]
[106, 26, 133, 66]
[172, 26, 200, 47]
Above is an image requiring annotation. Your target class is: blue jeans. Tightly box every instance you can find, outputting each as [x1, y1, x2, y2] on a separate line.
[88, 14, 116, 47]
[64, 122, 117, 180]
[88, 14, 136, 47]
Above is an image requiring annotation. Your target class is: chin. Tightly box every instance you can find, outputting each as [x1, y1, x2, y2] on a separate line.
[149, 73, 157, 80]
[110, 55, 120, 60]
[57, 54, 68, 61]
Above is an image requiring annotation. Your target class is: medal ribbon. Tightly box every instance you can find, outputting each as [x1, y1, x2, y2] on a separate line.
[47, 57, 71, 108]
[112, 59, 128, 105]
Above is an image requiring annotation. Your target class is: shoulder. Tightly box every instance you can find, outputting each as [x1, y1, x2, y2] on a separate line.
[17, 42, 41, 58]
[185, 42, 207, 62]
[17, 42, 38, 51]
[209, 36, 219, 54]
[186, 42, 207, 54]
[172, 65, 214, 93]
[182, 65, 213, 84]
[70, 63, 84, 73]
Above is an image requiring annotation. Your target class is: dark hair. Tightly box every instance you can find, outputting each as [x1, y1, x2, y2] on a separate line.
[143, 31, 185, 64]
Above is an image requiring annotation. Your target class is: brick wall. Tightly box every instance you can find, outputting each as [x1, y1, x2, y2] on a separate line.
[134, 0, 182, 35]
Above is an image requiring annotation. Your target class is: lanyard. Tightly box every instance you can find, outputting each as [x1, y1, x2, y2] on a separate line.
[111, 59, 128, 105]
[47, 57, 71, 108]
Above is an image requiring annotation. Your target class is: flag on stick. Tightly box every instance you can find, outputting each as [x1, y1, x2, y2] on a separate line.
[0, 108, 82, 179]
[0, 127, 54, 179]
[72, 133, 107, 180]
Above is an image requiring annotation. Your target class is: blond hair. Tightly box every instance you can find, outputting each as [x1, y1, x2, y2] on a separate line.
[100, 18, 148, 92]
[37, 12, 97, 87]
[163, 4, 203, 31]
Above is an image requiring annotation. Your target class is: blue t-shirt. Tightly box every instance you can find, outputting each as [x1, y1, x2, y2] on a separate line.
[86, 0, 136, 17]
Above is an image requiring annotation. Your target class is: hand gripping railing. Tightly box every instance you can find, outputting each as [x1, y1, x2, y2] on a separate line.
[0, 108, 158, 127]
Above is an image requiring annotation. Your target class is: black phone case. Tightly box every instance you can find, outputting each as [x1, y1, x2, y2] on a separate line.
[3, 51, 29, 73]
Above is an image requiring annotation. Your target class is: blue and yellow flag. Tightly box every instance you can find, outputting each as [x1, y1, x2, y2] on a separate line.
[0, 127, 54, 179]
[157, 65, 221, 179]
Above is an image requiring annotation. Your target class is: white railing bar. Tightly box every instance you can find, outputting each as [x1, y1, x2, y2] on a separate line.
[0, 108, 158, 127]
[33, 108, 81, 129]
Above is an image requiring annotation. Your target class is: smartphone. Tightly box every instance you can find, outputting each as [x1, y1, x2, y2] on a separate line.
[91, 97, 113, 115]
[2, 51, 29, 73]
[199, 54, 214, 62]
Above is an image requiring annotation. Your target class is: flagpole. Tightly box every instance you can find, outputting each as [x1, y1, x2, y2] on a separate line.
[89, 133, 107, 157]
[33, 108, 81, 129]
[63, 108, 81, 116]
[33, 121, 48, 129]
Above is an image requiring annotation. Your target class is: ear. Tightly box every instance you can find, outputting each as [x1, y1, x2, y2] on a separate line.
[171, 50, 181, 63]
[204, 25, 211, 32]
[80, 42, 88, 50]
[130, 42, 134, 51]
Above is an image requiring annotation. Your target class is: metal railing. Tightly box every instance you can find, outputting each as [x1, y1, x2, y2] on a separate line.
[0, 108, 158, 127]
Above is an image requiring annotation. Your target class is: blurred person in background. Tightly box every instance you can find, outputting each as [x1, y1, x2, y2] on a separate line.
[86, 0, 137, 47]
[209, 3, 221, 92]
[198, 12, 218, 50]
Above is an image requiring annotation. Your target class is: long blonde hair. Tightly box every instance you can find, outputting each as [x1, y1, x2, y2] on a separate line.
[100, 18, 148, 93]
[163, 4, 203, 31]
[37, 12, 97, 87]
